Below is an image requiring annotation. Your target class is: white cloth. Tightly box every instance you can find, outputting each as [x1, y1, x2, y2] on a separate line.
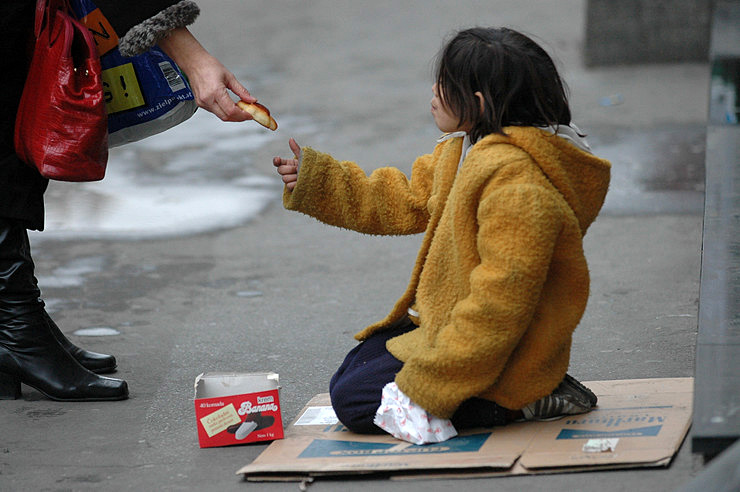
[436, 131, 473, 169]
[540, 123, 592, 153]
[373, 382, 458, 445]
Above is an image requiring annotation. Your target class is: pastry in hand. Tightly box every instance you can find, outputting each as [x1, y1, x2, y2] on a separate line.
[237, 101, 278, 131]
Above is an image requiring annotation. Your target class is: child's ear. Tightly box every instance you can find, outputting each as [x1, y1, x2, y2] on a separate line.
[474, 91, 485, 114]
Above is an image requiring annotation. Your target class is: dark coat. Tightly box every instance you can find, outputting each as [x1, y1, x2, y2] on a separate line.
[0, 1, 46, 230]
[0, 0, 196, 231]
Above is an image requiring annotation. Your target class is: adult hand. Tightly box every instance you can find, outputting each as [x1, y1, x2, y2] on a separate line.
[273, 138, 302, 191]
[158, 27, 256, 122]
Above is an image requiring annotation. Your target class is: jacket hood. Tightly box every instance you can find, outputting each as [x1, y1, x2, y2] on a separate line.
[475, 126, 611, 234]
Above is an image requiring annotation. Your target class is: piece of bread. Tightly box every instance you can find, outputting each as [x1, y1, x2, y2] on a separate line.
[237, 101, 278, 131]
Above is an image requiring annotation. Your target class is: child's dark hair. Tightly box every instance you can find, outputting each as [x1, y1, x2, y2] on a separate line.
[435, 27, 572, 142]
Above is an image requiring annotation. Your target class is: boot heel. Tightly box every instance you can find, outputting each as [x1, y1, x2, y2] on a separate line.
[0, 372, 21, 399]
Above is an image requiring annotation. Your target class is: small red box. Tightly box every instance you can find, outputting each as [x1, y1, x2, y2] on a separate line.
[194, 372, 284, 448]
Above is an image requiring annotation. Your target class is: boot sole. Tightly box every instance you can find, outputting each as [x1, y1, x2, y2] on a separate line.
[0, 372, 128, 402]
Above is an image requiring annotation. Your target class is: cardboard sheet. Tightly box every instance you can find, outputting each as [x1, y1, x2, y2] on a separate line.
[236, 378, 693, 481]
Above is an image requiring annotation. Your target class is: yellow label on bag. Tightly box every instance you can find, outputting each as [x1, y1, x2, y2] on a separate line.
[102, 63, 146, 114]
[78, 8, 119, 57]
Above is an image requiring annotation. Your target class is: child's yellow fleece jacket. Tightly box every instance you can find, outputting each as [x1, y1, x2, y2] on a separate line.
[283, 127, 611, 418]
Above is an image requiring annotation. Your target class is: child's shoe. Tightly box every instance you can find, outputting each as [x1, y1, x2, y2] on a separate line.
[520, 374, 597, 421]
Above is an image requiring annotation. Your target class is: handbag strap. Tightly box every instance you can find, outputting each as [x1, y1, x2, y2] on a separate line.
[34, 0, 73, 40]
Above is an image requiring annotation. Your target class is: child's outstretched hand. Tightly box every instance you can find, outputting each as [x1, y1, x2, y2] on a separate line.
[273, 138, 301, 191]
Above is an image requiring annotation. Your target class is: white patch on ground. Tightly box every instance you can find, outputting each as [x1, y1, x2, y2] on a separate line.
[39, 256, 106, 288]
[30, 110, 313, 241]
[72, 327, 121, 337]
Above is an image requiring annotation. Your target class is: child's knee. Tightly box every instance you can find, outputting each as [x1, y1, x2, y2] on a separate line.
[330, 380, 383, 434]
[331, 400, 384, 434]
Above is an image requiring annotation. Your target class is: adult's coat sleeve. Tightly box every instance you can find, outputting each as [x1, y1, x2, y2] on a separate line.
[95, 0, 200, 56]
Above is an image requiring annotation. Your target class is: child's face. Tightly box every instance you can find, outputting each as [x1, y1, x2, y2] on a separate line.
[431, 84, 470, 133]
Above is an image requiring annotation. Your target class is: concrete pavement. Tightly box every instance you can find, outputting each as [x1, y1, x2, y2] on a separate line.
[0, 1, 709, 490]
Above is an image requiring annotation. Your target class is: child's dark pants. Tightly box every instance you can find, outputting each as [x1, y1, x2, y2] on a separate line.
[329, 316, 512, 435]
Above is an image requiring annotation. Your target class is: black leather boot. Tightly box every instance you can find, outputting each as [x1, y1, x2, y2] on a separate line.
[0, 219, 117, 373]
[0, 311, 128, 401]
[43, 310, 117, 374]
[0, 220, 127, 401]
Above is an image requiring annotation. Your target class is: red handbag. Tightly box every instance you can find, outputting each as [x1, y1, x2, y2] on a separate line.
[14, 0, 108, 182]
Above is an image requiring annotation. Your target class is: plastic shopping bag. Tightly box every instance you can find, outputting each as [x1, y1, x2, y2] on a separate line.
[69, 0, 197, 147]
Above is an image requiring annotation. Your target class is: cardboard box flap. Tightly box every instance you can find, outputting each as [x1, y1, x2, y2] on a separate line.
[517, 378, 693, 470]
[194, 372, 279, 399]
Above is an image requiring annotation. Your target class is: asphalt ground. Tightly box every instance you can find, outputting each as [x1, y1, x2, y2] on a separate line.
[0, 1, 710, 490]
